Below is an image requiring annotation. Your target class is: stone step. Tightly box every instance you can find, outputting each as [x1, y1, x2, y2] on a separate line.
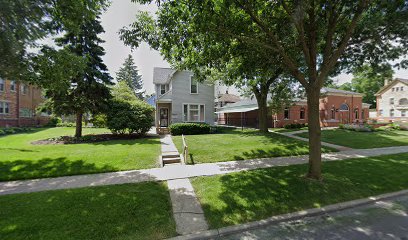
[162, 151, 181, 158]
[162, 156, 182, 164]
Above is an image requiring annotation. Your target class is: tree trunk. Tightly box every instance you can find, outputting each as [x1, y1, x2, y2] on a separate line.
[306, 88, 322, 180]
[254, 92, 269, 133]
[75, 112, 83, 138]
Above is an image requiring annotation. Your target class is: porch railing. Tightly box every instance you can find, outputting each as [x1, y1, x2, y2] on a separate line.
[181, 134, 188, 164]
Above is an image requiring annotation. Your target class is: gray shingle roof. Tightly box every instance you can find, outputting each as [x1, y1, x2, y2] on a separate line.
[321, 87, 362, 95]
[395, 78, 408, 85]
[153, 67, 177, 84]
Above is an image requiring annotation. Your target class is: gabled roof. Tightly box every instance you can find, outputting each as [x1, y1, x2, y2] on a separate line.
[157, 89, 172, 102]
[321, 87, 363, 96]
[217, 93, 241, 103]
[153, 67, 177, 84]
[375, 78, 408, 96]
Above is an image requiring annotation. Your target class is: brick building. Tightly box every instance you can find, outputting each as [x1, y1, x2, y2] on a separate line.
[0, 78, 50, 127]
[217, 88, 370, 128]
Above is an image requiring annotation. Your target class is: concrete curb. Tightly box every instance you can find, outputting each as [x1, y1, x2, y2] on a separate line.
[167, 189, 408, 240]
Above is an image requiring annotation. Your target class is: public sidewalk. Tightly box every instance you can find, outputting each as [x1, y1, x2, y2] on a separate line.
[1, 145, 408, 196]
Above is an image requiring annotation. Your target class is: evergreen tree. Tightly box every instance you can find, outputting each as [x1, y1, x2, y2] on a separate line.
[116, 54, 144, 99]
[46, 15, 113, 138]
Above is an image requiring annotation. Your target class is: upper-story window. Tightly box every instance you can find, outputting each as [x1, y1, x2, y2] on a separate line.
[160, 84, 166, 95]
[284, 108, 290, 120]
[21, 84, 28, 95]
[392, 88, 395, 92]
[190, 76, 198, 94]
[0, 78, 4, 92]
[0, 102, 10, 114]
[390, 98, 394, 105]
[401, 87, 404, 91]
[10, 81, 16, 92]
[396, 87, 399, 92]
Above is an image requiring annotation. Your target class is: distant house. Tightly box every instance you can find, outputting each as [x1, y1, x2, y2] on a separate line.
[0, 78, 50, 127]
[153, 67, 215, 133]
[375, 78, 408, 122]
[217, 87, 370, 128]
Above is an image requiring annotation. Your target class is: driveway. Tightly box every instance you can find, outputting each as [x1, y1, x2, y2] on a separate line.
[222, 194, 408, 240]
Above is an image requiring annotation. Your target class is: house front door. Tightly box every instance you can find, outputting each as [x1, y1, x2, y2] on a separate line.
[159, 108, 169, 127]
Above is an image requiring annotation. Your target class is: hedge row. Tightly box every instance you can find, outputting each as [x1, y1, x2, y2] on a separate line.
[0, 127, 34, 136]
[169, 123, 211, 135]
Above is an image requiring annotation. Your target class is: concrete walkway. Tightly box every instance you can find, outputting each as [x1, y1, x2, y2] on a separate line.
[276, 129, 353, 151]
[1, 145, 408, 196]
[161, 134, 178, 153]
[168, 179, 208, 235]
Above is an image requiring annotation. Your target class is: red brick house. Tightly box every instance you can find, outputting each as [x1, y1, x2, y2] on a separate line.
[217, 88, 370, 128]
[0, 78, 50, 127]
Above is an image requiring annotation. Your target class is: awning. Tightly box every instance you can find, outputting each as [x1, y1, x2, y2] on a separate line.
[216, 106, 258, 114]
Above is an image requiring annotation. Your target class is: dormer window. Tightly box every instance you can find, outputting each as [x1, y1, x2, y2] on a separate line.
[190, 76, 198, 94]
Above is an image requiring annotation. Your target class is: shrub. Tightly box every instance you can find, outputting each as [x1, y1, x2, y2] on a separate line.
[90, 114, 107, 128]
[56, 122, 76, 127]
[340, 124, 373, 132]
[284, 123, 307, 129]
[105, 99, 154, 135]
[169, 123, 211, 135]
[46, 116, 62, 127]
[0, 129, 5, 136]
[0, 127, 34, 136]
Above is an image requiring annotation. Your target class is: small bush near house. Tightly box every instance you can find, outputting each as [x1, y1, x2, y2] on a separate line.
[56, 122, 76, 127]
[170, 123, 211, 135]
[45, 116, 62, 127]
[339, 123, 373, 132]
[0, 127, 34, 136]
[91, 114, 107, 128]
[105, 99, 154, 135]
[284, 123, 308, 129]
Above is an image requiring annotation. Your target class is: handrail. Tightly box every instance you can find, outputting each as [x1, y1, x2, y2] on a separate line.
[181, 134, 188, 164]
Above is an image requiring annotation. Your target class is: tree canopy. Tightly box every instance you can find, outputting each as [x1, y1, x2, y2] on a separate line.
[116, 54, 144, 99]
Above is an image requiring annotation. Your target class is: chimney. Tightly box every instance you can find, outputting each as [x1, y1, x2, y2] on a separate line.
[384, 79, 390, 86]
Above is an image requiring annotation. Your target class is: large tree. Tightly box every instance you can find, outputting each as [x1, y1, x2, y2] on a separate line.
[122, 0, 408, 179]
[116, 54, 144, 99]
[339, 64, 394, 106]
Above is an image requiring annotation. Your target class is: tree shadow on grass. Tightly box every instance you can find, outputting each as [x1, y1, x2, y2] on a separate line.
[72, 136, 161, 146]
[0, 182, 177, 240]
[198, 153, 408, 228]
[0, 157, 117, 182]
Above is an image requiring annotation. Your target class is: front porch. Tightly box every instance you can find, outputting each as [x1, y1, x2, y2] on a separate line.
[156, 102, 172, 134]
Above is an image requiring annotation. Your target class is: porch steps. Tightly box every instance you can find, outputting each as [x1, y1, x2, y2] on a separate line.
[161, 151, 183, 166]
[157, 127, 170, 135]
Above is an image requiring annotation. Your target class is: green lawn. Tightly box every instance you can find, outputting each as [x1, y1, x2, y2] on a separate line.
[0, 182, 176, 240]
[296, 129, 408, 149]
[269, 127, 308, 133]
[172, 129, 335, 164]
[0, 128, 160, 181]
[192, 153, 408, 228]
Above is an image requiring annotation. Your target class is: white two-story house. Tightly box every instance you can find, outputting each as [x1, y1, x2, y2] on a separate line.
[375, 78, 408, 122]
[153, 67, 215, 133]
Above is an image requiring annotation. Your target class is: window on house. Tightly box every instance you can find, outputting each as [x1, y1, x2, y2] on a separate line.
[284, 108, 290, 119]
[361, 110, 365, 119]
[190, 76, 198, 94]
[392, 88, 395, 92]
[401, 87, 404, 91]
[354, 109, 359, 119]
[300, 108, 305, 120]
[0, 102, 10, 114]
[160, 84, 166, 95]
[390, 109, 394, 117]
[21, 84, 28, 95]
[399, 98, 408, 105]
[10, 81, 16, 92]
[402, 110, 406, 117]
[396, 87, 399, 92]
[0, 78, 4, 92]
[331, 108, 336, 119]
[19, 108, 33, 118]
[390, 98, 394, 105]
[183, 104, 205, 122]
[379, 109, 383, 116]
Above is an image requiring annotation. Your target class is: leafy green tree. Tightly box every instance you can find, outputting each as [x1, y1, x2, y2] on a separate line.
[122, 0, 408, 179]
[341, 64, 394, 106]
[116, 54, 144, 99]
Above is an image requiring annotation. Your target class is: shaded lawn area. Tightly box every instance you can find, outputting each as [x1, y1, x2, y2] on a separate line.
[0, 182, 177, 240]
[296, 129, 408, 149]
[269, 127, 308, 133]
[192, 153, 408, 229]
[0, 128, 160, 181]
[172, 129, 335, 164]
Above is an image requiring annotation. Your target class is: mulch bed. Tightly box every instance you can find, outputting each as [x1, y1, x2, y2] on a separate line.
[31, 134, 147, 145]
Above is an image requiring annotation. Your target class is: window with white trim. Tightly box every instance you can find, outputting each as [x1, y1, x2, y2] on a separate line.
[0, 78, 4, 92]
[390, 109, 394, 117]
[190, 76, 198, 94]
[20, 108, 33, 118]
[160, 84, 166, 95]
[354, 109, 359, 119]
[390, 98, 394, 105]
[21, 84, 28, 95]
[182, 104, 205, 122]
[10, 81, 16, 92]
[401, 110, 406, 117]
[0, 102, 10, 114]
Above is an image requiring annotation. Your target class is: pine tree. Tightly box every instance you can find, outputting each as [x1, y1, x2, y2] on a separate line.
[49, 16, 113, 138]
[116, 54, 144, 99]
